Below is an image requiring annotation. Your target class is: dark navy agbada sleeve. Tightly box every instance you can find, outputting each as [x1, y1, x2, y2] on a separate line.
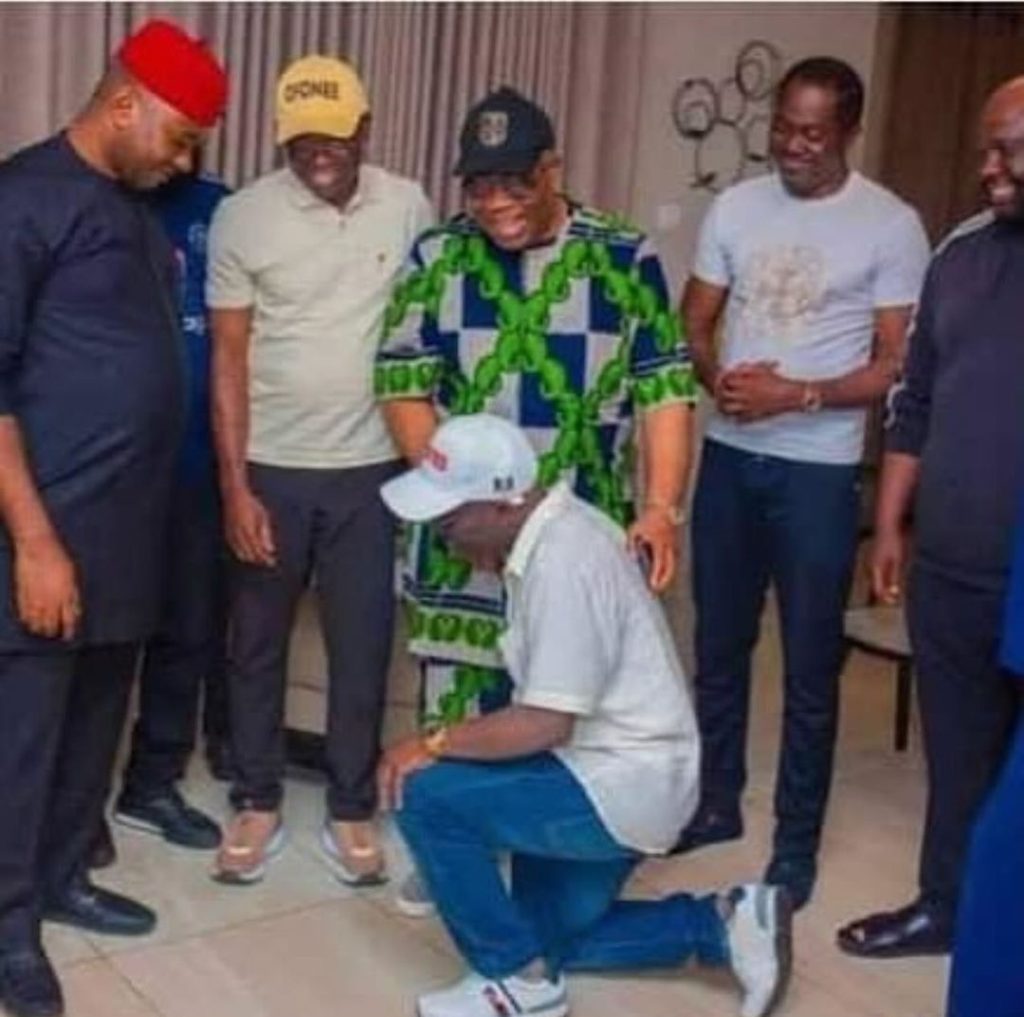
[0, 193, 50, 416]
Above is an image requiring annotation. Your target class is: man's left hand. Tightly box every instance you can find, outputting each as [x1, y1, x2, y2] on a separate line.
[377, 736, 436, 812]
[628, 507, 679, 593]
[718, 362, 802, 422]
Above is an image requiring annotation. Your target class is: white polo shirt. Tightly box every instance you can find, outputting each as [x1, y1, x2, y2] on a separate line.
[500, 482, 700, 854]
[207, 164, 434, 469]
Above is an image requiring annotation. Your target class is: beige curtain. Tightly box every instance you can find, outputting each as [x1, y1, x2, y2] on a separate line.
[0, 1, 645, 216]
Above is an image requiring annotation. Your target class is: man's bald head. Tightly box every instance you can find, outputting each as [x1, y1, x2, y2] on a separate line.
[979, 75, 1024, 221]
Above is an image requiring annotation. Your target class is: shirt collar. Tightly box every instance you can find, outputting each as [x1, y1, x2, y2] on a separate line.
[504, 481, 573, 580]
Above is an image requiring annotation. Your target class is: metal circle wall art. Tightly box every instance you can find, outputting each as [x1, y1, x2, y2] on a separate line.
[672, 40, 783, 193]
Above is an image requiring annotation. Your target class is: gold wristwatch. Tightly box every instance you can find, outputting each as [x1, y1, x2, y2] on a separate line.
[801, 383, 823, 413]
[646, 500, 687, 526]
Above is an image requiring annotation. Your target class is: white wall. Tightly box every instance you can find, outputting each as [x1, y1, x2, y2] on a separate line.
[624, 3, 883, 299]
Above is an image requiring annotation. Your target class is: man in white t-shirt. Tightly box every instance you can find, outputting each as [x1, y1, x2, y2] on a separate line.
[206, 55, 433, 886]
[376, 414, 793, 1017]
[674, 57, 930, 909]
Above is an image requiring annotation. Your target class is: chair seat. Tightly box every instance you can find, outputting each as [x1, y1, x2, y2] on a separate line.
[844, 604, 911, 659]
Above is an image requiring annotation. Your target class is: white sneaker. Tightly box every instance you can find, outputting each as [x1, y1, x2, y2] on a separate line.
[396, 870, 437, 919]
[724, 882, 793, 1017]
[417, 972, 569, 1017]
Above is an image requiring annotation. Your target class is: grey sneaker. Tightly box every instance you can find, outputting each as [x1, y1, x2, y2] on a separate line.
[724, 882, 793, 1017]
[396, 870, 437, 919]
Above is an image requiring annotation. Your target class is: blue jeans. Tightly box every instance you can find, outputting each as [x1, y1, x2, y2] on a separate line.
[692, 439, 859, 861]
[397, 754, 728, 979]
[947, 714, 1024, 1017]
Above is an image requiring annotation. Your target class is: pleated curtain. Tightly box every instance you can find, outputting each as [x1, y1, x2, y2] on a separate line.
[0, 1, 645, 216]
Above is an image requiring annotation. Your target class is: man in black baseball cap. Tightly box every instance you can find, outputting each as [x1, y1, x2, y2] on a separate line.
[451, 86, 562, 251]
[376, 83, 695, 919]
[454, 86, 556, 178]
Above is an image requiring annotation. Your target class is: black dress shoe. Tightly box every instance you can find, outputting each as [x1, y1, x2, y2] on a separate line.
[670, 805, 743, 855]
[0, 946, 64, 1017]
[44, 880, 156, 937]
[765, 855, 817, 911]
[836, 898, 953, 958]
[114, 788, 221, 850]
[205, 739, 237, 783]
[87, 818, 116, 870]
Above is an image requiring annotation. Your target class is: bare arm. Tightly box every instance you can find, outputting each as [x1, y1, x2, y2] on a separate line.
[629, 402, 694, 592]
[381, 398, 439, 463]
[870, 451, 921, 605]
[814, 306, 912, 408]
[640, 402, 694, 512]
[718, 305, 915, 421]
[441, 704, 574, 760]
[211, 306, 275, 566]
[681, 276, 729, 395]
[377, 704, 574, 810]
[210, 306, 253, 497]
[0, 417, 79, 639]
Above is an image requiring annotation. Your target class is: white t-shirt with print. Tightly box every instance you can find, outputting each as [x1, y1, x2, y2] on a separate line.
[694, 171, 930, 464]
[499, 483, 700, 855]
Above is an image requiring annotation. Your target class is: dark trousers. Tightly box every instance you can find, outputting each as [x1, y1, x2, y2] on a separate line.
[122, 478, 229, 798]
[947, 714, 1024, 1017]
[691, 439, 859, 862]
[228, 460, 398, 821]
[909, 563, 1020, 916]
[0, 645, 137, 947]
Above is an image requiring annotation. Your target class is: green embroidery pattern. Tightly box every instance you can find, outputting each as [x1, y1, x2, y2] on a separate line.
[376, 226, 694, 527]
[379, 218, 696, 723]
[428, 665, 502, 728]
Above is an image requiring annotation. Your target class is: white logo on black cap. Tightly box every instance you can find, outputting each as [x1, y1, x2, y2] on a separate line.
[477, 111, 509, 148]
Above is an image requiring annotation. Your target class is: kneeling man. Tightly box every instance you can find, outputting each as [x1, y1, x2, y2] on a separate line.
[377, 414, 793, 1017]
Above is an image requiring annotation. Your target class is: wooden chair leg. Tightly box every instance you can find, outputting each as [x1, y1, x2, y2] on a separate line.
[895, 659, 913, 752]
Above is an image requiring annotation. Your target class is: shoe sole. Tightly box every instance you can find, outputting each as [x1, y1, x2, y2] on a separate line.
[319, 826, 388, 888]
[836, 934, 951, 959]
[416, 995, 569, 1017]
[211, 824, 287, 885]
[113, 811, 221, 851]
[759, 887, 794, 1017]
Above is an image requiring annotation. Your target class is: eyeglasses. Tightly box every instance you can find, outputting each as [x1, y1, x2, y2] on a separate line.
[287, 135, 360, 163]
[462, 172, 539, 203]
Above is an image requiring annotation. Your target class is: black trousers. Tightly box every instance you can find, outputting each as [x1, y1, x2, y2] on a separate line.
[910, 562, 1021, 916]
[0, 644, 137, 948]
[228, 460, 398, 821]
[121, 479, 229, 798]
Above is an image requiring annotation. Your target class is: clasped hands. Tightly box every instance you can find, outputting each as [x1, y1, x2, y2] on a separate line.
[713, 360, 803, 423]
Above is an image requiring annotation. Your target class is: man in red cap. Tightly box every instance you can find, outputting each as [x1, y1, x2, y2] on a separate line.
[0, 20, 226, 1017]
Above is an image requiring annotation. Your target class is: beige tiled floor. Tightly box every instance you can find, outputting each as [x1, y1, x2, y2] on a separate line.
[42, 587, 948, 1017]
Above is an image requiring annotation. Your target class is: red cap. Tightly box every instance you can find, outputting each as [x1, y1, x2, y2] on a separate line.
[117, 20, 228, 128]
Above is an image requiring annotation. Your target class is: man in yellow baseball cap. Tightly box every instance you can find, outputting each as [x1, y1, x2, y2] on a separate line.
[207, 54, 433, 889]
[276, 55, 369, 143]
[272, 55, 370, 206]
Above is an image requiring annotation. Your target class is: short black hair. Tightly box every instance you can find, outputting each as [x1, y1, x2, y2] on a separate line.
[776, 57, 864, 132]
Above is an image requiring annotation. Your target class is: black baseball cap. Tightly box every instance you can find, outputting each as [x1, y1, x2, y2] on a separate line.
[454, 86, 556, 178]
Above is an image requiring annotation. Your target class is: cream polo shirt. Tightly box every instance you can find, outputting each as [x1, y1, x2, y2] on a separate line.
[207, 165, 434, 469]
[500, 482, 701, 854]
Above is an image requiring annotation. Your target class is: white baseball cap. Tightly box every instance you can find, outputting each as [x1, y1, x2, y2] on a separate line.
[380, 414, 539, 523]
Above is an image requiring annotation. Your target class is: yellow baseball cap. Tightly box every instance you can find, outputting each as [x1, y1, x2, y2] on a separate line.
[275, 55, 369, 145]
